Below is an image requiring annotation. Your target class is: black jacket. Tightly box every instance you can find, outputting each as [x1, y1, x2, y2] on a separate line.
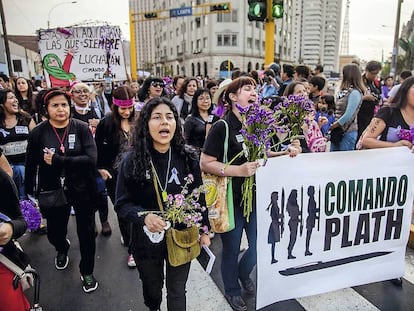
[0, 167, 28, 266]
[25, 119, 98, 204]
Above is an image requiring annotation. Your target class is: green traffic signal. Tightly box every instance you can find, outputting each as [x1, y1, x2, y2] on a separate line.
[144, 12, 158, 19]
[247, 1, 266, 21]
[272, 1, 284, 19]
[210, 3, 230, 12]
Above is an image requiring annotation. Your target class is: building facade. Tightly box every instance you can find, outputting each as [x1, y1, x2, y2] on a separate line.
[129, 0, 343, 79]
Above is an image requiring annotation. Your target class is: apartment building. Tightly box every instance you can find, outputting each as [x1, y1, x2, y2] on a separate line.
[129, 0, 343, 78]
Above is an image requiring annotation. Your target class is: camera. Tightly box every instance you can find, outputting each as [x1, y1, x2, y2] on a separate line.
[263, 76, 271, 83]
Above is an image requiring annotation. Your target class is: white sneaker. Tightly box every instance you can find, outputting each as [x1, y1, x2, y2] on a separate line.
[127, 254, 136, 268]
[70, 206, 75, 216]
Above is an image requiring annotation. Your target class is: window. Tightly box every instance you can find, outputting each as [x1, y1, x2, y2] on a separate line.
[255, 39, 260, 50]
[196, 39, 201, 49]
[203, 37, 207, 48]
[247, 38, 253, 49]
[195, 17, 201, 28]
[217, 9, 237, 23]
[217, 34, 238, 47]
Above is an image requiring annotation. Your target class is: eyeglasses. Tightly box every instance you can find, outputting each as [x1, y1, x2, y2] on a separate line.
[150, 82, 165, 88]
[72, 89, 90, 95]
[7, 95, 16, 100]
[198, 96, 211, 101]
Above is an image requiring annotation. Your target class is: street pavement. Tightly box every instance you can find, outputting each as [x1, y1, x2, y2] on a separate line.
[19, 203, 414, 311]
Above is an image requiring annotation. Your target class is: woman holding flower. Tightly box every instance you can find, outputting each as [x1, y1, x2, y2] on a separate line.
[115, 97, 210, 311]
[200, 77, 263, 311]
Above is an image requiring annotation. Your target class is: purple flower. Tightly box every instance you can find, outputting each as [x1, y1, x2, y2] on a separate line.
[19, 200, 42, 231]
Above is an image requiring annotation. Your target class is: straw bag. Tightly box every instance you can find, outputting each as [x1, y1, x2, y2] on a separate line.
[202, 120, 235, 233]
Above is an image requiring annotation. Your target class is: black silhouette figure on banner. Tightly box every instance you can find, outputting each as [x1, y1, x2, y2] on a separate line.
[266, 191, 284, 264]
[287, 189, 300, 259]
[305, 186, 319, 256]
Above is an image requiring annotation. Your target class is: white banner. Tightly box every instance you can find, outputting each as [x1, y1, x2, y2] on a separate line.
[38, 26, 127, 86]
[256, 147, 414, 309]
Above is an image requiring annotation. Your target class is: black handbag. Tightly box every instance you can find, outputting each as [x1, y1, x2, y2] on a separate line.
[37, 177, 69, 214]
[329, 127, 344, 145]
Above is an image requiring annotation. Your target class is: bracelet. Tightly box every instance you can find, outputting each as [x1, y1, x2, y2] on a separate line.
[199, 225, 209, 235]
[220, 166, 226, 176]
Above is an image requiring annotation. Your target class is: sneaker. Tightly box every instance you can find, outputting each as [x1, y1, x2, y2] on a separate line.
[55, 253, 69, 270]
[127, 254, 136, 268]
[80, 274, 98, 293]
[55, 239, 70, 270]
[101, 221, 112, 236]
[70, 206, 75, 216]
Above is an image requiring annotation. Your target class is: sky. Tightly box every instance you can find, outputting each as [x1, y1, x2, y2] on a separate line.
[3, 0, 414, 62]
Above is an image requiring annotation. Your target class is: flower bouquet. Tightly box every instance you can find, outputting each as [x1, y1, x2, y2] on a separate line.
[140, 174, 207, 233]
[397, 125, 414, 144]
[235, 95, 314, 221]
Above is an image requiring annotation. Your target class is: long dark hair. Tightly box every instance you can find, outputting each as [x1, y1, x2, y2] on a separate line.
[189, 88, 213, 119]
[177, 77, 198, 98]
[391, 76, 414, 109]
[15, 77, 35, 114]
[0, 89, 31, 127]
[124, 97, 186, 185]
[111, 85, 136, 131]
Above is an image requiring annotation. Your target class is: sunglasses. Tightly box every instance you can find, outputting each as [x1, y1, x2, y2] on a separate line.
[72, 89, 90, 94]
[151, 82, 165, 88]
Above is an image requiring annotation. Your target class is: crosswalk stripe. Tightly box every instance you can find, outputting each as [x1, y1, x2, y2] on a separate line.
[297, 288, 380, 311]
[404, 247, 414, 284]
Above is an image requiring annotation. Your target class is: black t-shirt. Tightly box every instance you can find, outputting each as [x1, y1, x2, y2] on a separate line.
[202, 111, 247, 206]
[71, 107, 100, 123]
[375, 106, 409, 142]
[184, 114, 219, 150]
[0, 115, 31, 164]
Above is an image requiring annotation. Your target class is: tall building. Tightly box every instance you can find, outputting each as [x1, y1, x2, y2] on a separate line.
[129, 0, 343, 78]
[299, 0, 343, 73]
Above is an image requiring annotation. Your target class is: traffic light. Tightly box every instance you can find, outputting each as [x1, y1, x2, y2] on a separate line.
[144, 12, 158, 19]
[210, 2, 231, 13]
[272, 0, 284, 19]
[247, 1, 266, 22]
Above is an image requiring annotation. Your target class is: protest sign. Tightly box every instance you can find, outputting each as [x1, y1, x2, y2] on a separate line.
[38, 26, 127, 87]
[256, 147, 414, 309]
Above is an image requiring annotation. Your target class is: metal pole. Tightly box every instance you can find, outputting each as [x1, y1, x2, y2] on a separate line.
[0, 0, 13, 76]
[129, 10, 137, 81]
[390, 0, 403, 77]
[264, 0, 275, 65]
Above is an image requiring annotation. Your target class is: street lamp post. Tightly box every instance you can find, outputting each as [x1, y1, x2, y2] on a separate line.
[390, 0, 403, 77]
[47, 1, 77, 29]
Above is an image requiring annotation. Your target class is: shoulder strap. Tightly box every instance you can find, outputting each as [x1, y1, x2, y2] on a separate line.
[218, 119, 229, 164]
[0, 253, 25, 277]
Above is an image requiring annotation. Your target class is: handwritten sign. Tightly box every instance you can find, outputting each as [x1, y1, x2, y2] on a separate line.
[38, 26, 127, 87]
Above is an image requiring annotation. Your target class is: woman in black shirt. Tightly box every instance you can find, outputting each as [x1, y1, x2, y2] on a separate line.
[95, 85, 136, 267]
[25, 88, 99, 293]
[184, 88, 219, 156]
[115, 97, 210, 311]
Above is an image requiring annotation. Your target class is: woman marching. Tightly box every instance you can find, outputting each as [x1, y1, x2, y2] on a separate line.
[200, 77, 261, 311]
[24, 88, 99, 293]
[115, 97, 210, 311]
[95, 85, 136, 267]
[0, 89, 36, 199]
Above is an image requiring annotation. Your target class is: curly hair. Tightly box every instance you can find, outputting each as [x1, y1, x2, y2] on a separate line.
[124, 97, 187, 185]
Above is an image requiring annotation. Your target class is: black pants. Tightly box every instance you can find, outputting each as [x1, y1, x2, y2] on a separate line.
[135, 256, 190, 311]
[45, 199, 96, 275]
[95, 174, 109, 224]
[107, 176, 131, 254]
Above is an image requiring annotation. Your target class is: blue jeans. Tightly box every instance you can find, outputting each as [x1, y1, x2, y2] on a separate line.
[220, 204, 257, 296]
[11, 164, 26, 199]
[330, 130, 357, 151]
